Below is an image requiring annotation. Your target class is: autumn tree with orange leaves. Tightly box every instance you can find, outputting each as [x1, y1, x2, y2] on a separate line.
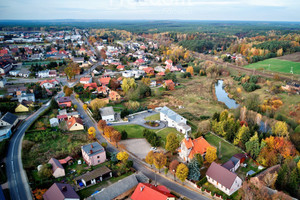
[98, 120, 107, 132]
[104, 126, 114, 141]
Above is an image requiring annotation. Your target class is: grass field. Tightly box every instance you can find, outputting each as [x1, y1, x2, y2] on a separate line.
[114, 124, 146, 138]
[204, 132, 243, 163]
[244, 58, 300, 74]
[155, 127, 183, 146]
[144, 113, 160, 121]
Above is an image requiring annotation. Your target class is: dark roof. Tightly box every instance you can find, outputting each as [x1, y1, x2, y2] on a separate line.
[48, 158, 64, 173]
[206, 162, 238, 189]
[75, 166, 111, 182]
[1, 112, 18, 125]
[222, 160, 235, 170]
[233, 153, 247, 160]
[43, 183, 79, 200]
[87, 172, 139, 200]
[230, 156, 240, 165]
[58, 96, 71, 103]
[82, 142, 105, 157]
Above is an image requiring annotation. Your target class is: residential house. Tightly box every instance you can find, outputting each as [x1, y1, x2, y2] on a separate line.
[160, 106, 191, 134]
[206, 162, 243, 196]
[0, 126, 12, 141]
[72, 57, 85, 65]
[117, 65, 125, 70]
[9, 70, 20, 77]
[164, 80, 175, 90]
[87, 172, 149, 200]
[154, 66, 165, 73]
[80, 77, 92, 84]
[99, 76, 111, 86]
[0, 63, 12, 75]
[15, 102, 30, 113]
[157, 72, 165, 76]
[17, 92, 35, 103]
[81, 142, 106, 166]
[97, 86, 110, 95]
[150, 81, 157, 87]
[37, 70, 57, 78]
[99, 106, 115, 122]
[40, 79, 59, 89]
[83, 83, 97, 90]
[75, 166, 112, 187]
[48, 158, 65, 178]
[0, 112, 18, 128]
[59, 156, 74, 166]
[58, 97, 72, 107]
[165, 60, 173, 66]
[49, 118, 59, 127]
[179, 136, 214, 162]
[43, 183, 79, 200]
[143, 67, 155, 76]
[67, 111, 80, 120]
[67, 117, 84, 131]
[131, 183, 176, 200]
[222, 153, 247, 172]
[109, 91, 121, 102]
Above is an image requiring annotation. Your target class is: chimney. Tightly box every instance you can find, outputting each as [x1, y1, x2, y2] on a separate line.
[91, 144, 93, 148]
[90, 150, 93, 154]
[62, 186, 67, 191]
[140, 186, 145, 192]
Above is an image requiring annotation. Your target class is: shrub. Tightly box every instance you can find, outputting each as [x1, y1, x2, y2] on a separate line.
[197, 177, 207, 187]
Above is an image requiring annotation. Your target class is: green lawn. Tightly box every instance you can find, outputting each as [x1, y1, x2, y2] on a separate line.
[244, 58, 300, 74]
[77, 172, 133, 198]
[202, 182, 240, 199]
[155, 127, 183, 146]
[114, 124, 147, 138]
[144, 113, 160, 121]
[204, 132, 243, 163]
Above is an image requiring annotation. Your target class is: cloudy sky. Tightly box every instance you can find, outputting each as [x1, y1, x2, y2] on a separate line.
[0, 0, 299, 21]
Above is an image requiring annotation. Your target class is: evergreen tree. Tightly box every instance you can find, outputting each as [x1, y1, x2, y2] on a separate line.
[187, 158, 201, 181]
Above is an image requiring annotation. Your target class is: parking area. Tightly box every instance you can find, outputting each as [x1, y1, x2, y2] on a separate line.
[119, 138, 151, 160]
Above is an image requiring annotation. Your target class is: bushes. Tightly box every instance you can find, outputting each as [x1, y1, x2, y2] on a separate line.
[143, 129, 160, 147]
[242, 82, 261, 92]
[197, 177, 207, 187]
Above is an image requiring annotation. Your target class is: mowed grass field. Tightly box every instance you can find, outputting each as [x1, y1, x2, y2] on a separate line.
[244, 58, 300, 74]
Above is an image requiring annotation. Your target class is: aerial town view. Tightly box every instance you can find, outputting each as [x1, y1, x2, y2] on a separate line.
[0, 1, 299, 200]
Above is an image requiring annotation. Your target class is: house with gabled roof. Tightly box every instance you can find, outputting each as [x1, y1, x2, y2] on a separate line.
[131, 183, 176, 200]
[179, 136, 214, 162]
[109, 90, 121, 102]
[160, 106, 191, 134]
[206, 162, 242, 196]
[48, 158, 65, 178]
[80, 77, 92, 84]
[43, 183, 79, 200]
[0, 112, 18, 128]
[99, 76, 111, 86]
[67, 117, 84, 131]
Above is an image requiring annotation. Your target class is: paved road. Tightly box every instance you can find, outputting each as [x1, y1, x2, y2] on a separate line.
[6, 101, 52, 200]
[71, 95, 210, 200]
[111, 111, 166, 130]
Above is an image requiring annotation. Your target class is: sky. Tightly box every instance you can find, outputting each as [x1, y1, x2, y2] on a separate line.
[0, 0, 300, 21]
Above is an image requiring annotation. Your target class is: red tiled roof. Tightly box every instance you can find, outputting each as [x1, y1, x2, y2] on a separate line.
[164, 80, 174, 85]
[182, 136, 214, 159]
[59, 156, 73, 165]
[117, 65, 125, 69]
[99, 77, 111, 86]
[67, 117, 83, 130]
[131, 183, 175, 200]
[80, 77, 91, 82]
[83, 83, 97, 90]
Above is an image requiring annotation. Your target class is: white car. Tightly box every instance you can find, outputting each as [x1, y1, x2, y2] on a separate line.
[150, 147, 157, 151]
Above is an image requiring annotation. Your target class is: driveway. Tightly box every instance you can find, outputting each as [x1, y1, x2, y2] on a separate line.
[120, 139, 151, 160]
[112, 111, 166, 130]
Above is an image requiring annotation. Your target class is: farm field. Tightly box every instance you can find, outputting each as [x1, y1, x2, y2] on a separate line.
[244, 58, 300, 74]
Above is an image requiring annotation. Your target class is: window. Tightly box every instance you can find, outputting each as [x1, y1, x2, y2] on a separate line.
[98, 160, 100, 163]
[97, 156, 100, 158]
[75, 124, 77, 126]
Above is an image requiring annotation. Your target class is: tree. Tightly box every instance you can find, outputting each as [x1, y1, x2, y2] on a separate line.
[33, 189, 47, 200]
[64, 87, 73, 96]
[104, 126, 114, 141]
[153, 152, 167, 173]
[117, 151, 129, 163]
[234, 125, 250, 147]
[141, 77, 151, 86]
[145, 151, 154, 167]
[98, 120, 107, 132]
[165, 133, 179, 154]
[272, 121, 289, 137]
[121, 78, 136, 93]
[194, 153, 203, 167]
[83, 104, 88, 110]
[38, 164, 53, 179]
[121, 130, 128, 140]
[245, 132, 261, 158]
[263, 172, 278, 189]
[205, 147, 217, 163]
[186, 66, 194, 76]
[176, 163, 189, 183]
[187, 158, 201, 181]
[169, 160, 180, 179]
[88, 127, 96, 139]
[111, 130, 121, 147]
[90, 98, 107, 111]
[220, 109, 229, 121]
[64, 66, 75, 80]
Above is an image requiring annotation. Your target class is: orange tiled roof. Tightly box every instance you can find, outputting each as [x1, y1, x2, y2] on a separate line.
[67, 117, 83, 130]
[99, 77, 111, 85]
[182, 136, 214, 159]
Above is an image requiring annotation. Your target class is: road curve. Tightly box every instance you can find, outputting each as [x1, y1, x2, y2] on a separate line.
[6, 101, 52, 200]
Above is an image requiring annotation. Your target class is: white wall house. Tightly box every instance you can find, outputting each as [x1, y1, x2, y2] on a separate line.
[206, 162, 243, 196]
[160, 106, 191, 134]
[17, 93, 35, 103]
[99, 107, 115, 122]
